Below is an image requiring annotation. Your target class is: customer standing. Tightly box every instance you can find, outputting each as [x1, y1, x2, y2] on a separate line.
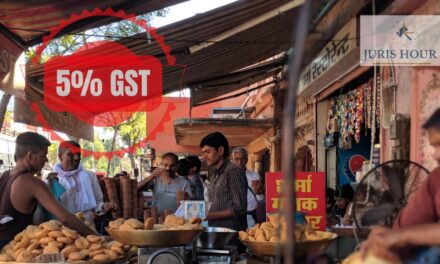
[231, 147, 262, 228]
[137, 153, 191, 213]
[53, 141, 116, 225]
[186, 155, 205, 201]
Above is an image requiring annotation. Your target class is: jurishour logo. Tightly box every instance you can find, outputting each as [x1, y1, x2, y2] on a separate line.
[363, 49, 437, 60]
[396, 22, 413, 41]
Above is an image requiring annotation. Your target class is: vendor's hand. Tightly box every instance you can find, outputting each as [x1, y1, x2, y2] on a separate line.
[360, 226, 404, 261]
[103, 202, 118, 212]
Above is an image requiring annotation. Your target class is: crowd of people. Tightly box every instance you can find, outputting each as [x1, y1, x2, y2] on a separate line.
[0, 131, 264, 253]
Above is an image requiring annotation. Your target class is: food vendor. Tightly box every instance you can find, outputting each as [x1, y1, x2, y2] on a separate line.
[360, 108, 440, 262]
[200, 132, 247, 231]
[0, 132, 97, 249]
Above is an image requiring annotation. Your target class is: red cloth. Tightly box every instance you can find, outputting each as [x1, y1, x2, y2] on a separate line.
[393, 167, 440, 228]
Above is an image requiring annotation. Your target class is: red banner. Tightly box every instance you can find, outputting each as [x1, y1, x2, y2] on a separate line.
[265, 172, 326, 230]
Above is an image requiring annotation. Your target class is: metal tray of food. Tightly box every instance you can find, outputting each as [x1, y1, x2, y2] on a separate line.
[106, 227, 203, 247]
[240, 231, 337, 257]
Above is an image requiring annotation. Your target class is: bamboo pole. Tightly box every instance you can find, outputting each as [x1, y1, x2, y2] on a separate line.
[282, 1, 312, 263]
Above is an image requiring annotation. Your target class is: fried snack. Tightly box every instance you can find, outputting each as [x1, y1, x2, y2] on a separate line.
[61, 245, 78, 259]
[111, 245, 125, 255]
[31, 249, 42, 256]
[240, 216, 331, 244]
[50, 219, 63, 227]
[263, 228, 276, 240]
[13, 239, 30, 251]
[57, 236, 73, 244]
[69, 251, 86, 261]
[238, 231, 249, 240]
[180, 223, 203, 230]
[93, 254, 109, 262]
[48, 241, 64, 249]
[256, 233, 266, 242]
[13, 248, 25, 260]
[260, 222, 273, 230]
[14, 233, 24, 242]
[124, 218, 144, 229]
[39, 236, 54, 244]
[16, 250, 36, 263]
[47, 230, 64, 238]
[109, 241, 124, 248]
[89, 243, 103, 251]
[87, 235, 103, 243]
[269, 236, 279, 242]
[61, 227, 78, 240]
[1, 220, 128, 263]
[342, 251, 403, 264]
[41, 221, 60, 231]
[43, 245, 60, 254]
[0, 253, 14, 262]
[189, 217, 202, 225]
[267, 214, 286, 229]
[90, 249, 106, 258]
[109, 218, 125, 229]
[254, 228, 263, 239]
[119, 224, 136, 231]
[144, 217, 155, 230]
[26, 242, 40, 251]
[34, 229, 49, 239]
[106, 249, 119, 260]
[164, 214, 185, 228]
[80, 249, 91, 258]
[74, 237, 90, 250]
[23, 227, 38, 239]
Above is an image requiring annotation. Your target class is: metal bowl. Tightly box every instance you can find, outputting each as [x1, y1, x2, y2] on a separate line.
[106, 227, 203, 247]
[241, 231, 337, 257]
[197, 227, 237, 249]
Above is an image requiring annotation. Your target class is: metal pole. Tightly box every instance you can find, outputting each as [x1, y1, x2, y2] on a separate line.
[282, 1, 313, 264]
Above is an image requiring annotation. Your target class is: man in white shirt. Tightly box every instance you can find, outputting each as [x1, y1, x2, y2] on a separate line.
[52, 141, 117, 226]
[231, 147, 262, 228]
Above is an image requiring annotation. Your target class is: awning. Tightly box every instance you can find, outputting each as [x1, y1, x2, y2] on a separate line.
[26, 0, 302, 103]
[0, 0, 187, 46]
[14, 98, 94, 141]
[0, 0, 187, 140]
[174, 118, 274, 147]
[190, 55, 285, 106]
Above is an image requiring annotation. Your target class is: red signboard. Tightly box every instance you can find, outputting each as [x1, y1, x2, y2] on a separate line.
[265, 172, 326, 230]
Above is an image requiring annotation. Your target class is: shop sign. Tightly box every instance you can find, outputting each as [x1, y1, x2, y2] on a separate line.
[298, 18, 357, 94]
[265, 172, 326, 230]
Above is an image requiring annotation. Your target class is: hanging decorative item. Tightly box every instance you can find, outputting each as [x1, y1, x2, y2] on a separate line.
[324, 99, 339, 148]
[364, 82, 370, 130]
[355, 85, 364, 143]
[376, 74, 381, 128]
[325, 75, 380, 150]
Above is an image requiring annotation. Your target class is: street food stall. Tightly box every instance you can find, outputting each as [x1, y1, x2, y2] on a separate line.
[3, 0, 440, 263]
